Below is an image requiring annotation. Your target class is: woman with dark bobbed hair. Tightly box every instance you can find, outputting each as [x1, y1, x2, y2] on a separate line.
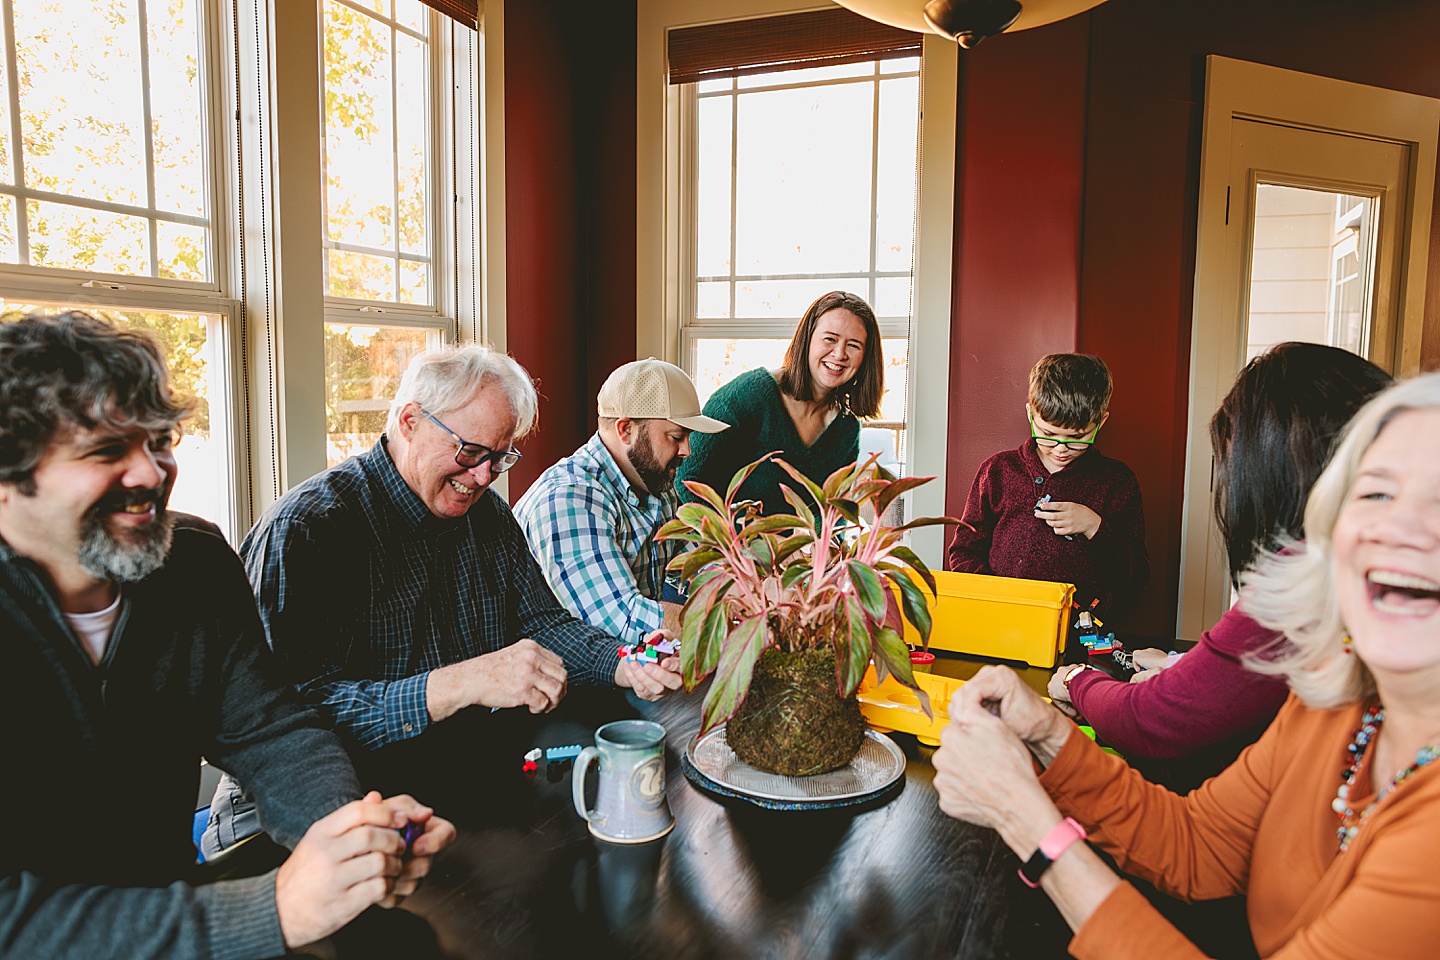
[677, 290, 883, 516]
[1048, 342, 1391, 779]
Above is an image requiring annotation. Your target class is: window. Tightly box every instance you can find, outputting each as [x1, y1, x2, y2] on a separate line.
[1, 300, 235, 532]
[321, 0, 437, 306]
[0, 0, 240, 537]
[681, 57, 920, 469]
[0, 0, 215, 282]
[324, 321, 440, 467]
[319, 2, 466, 469]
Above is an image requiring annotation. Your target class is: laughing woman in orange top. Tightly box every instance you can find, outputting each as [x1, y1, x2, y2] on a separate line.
[933, 372, 1440, 960]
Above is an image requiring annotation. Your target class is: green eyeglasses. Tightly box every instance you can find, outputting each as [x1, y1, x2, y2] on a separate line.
[1029, 412, 1100, 452]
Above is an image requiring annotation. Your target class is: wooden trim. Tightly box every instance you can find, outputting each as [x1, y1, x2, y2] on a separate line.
[1178, 55, 1440, 639]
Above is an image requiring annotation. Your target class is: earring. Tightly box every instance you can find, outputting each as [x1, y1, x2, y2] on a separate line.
[1342, 634, 1354, 655]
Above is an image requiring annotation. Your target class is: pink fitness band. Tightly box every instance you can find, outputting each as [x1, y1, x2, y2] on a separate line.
[1018, 817, 1087, 888]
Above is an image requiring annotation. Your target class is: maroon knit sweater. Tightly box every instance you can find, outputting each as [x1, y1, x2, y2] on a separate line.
[946, 440, 1148, 619]
[1066, 603, 1289, 764]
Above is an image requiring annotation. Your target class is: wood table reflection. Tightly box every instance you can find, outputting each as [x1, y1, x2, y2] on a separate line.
[397, 656, 1075, 960]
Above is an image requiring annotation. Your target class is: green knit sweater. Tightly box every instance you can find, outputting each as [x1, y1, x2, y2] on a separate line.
[676, 368, 860, 516]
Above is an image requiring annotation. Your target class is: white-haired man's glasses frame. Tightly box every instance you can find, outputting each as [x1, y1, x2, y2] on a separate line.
[421, 409, 522, 473]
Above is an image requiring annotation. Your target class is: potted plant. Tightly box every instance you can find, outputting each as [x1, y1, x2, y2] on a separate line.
[658, 454, 957, 776]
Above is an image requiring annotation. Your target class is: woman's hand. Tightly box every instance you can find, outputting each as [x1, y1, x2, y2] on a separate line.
[1046, 666, 1082, 719]
[933, 695, 1064, 854]
[955, 665, 1075, 767]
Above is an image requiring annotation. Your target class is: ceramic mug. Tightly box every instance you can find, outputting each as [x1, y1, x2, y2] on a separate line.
[572, 719, 674, 843]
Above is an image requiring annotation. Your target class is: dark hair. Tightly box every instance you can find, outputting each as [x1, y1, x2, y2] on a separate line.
[778, 291, 884, 418]
[0, 311, 190, 494]
[1211, 341, 1391, 583]
[1027, 354, 1113, 430]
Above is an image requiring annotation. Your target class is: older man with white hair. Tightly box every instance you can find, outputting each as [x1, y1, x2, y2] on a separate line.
[208, 345, 674, 847]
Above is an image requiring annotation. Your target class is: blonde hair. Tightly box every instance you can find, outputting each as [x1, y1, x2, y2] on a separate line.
[1243, 371, 1440, 708]
[386, 343, 538, 439]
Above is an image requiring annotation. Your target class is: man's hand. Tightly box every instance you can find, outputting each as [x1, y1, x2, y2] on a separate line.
[614, 629, 683, 701]
[661, 601, 684, 636]
[1035, 501, 1102, 539]
[274, 792, 407, 948]
[427, 638, 567, 721]
[374, 795, 456, 906]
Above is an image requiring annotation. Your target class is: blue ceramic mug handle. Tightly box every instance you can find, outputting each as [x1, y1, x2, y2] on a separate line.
[572, 746, 601, 825]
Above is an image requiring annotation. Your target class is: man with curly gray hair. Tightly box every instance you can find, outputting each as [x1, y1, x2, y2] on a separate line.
[0, 312, 452, 959]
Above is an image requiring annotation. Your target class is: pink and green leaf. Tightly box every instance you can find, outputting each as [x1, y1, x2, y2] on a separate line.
[888, 569, 934, 645]
[885, 545, 936, 594]
[682, 479, 729, 515]
[726, 452, 779, 503]
[873, 475, 934, 519]
[775, 461, 826, 513]
[872, 625, 932, 718]
[780, 484, 817, 531]
[845, 559, 887, 623]
[676, 547, 723, 584]
[836, 595, 872, 697]
[889, 515, 963, 534]
[699, 614, 769, 735]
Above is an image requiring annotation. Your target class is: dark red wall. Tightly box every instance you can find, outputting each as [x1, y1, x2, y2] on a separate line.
[945, 14, 1089, 554]
[947, 0, 1440, 637]
[501, 0, 1440, 635]
[503, 0, 637, 498]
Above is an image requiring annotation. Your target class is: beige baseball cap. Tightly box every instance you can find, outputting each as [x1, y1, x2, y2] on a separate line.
[597, 358, 729, 433]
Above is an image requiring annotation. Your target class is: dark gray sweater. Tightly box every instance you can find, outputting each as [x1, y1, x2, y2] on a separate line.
[0, 515, 363, 960]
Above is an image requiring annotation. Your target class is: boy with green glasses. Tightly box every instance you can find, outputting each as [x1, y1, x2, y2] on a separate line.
[946, 353, 1149, 621]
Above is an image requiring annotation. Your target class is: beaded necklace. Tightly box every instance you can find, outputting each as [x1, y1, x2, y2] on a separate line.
[1332, 704, 1440, 851]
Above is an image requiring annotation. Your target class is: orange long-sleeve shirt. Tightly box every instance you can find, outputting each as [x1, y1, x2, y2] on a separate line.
[1038, 694, 1440, 959]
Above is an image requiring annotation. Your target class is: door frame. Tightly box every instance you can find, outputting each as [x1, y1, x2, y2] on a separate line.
[1177, 56, 1440, 640]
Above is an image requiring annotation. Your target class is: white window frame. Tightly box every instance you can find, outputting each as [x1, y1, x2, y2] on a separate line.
[675, 61, 920, 465]
[637, 0, 956, 566]
[318, 0, 458, 332]
[239, 0, 482, 516]
[0, 0, 249, 540]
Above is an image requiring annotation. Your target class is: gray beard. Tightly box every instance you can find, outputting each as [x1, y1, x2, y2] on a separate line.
[77, 508, 176, 583]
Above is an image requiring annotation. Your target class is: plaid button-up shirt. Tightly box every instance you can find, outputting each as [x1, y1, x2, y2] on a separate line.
[239, 439, 616, 750]
[513, 433, 681, 643]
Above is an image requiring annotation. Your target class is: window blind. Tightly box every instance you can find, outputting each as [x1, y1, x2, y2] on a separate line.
[667, 8, 921, 85]
[419, 0, 478, 29]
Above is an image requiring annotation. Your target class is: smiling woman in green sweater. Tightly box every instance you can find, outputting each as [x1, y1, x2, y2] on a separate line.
[676, 291, 884, 516]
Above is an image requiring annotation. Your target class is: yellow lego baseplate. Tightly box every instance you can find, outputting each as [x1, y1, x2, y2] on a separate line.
[856, 664, 959, 746]
[856, 663, 1122, 755]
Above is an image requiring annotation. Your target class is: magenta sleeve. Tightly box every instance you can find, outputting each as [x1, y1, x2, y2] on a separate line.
[1066, 607, 1289, 759]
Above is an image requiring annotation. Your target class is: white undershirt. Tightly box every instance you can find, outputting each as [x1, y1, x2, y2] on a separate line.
[66, 590, 122, 665]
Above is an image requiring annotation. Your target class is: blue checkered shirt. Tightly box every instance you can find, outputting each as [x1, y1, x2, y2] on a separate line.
[239, 439, 617, 750]
[513, 433, 680, 642]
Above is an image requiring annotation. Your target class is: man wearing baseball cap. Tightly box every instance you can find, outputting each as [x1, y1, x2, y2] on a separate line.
[515, 359, 727, 657]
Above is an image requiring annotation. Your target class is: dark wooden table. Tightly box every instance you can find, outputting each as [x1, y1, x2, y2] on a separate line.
[391, 655, 1081, 960]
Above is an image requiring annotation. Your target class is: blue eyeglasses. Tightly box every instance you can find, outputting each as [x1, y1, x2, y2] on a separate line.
[422, 410, 522, 473]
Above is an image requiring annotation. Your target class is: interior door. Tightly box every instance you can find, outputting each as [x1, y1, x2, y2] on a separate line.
[1181, 120, 1415, 637]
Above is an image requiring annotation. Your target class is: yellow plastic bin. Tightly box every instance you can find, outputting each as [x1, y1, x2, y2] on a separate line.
[898, 570, 1073, 668]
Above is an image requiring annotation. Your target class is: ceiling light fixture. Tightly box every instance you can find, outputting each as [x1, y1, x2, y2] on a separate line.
[835, 0, 1109, 48]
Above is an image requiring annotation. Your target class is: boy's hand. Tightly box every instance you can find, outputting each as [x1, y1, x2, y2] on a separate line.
[1035, 501, 1101, 539]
